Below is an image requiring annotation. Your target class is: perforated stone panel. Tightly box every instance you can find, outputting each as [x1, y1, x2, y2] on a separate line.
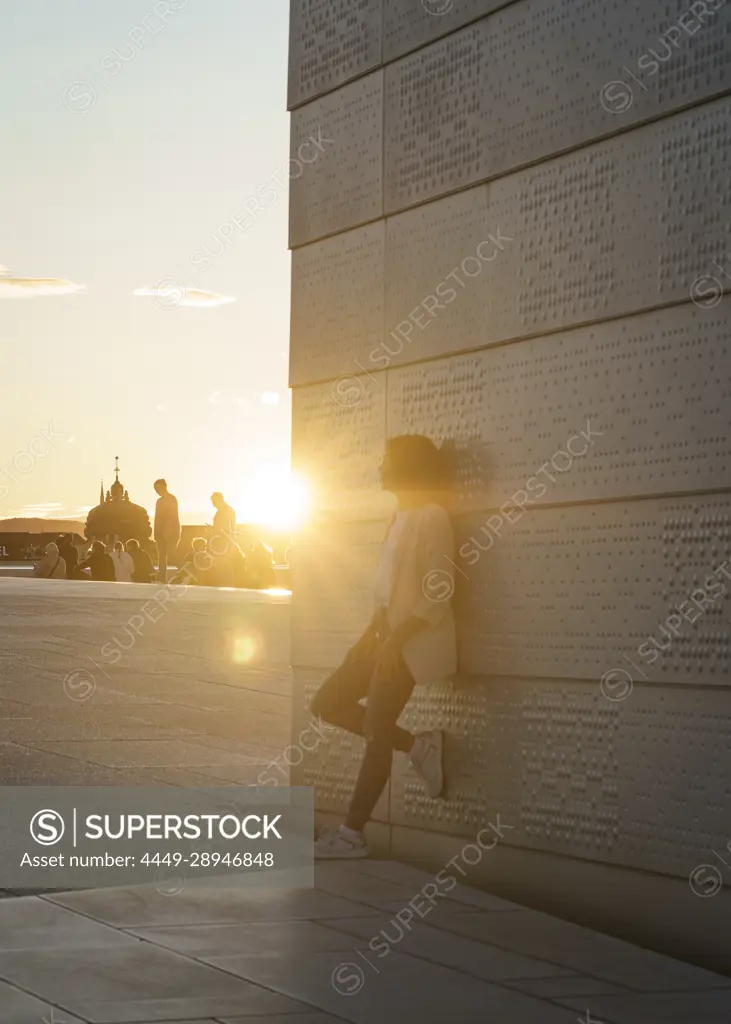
[288, 0, 383, 109]
[289, 220, 385, 386]
[291, 297, 731, 516]
[293, 662, 731, 879]
[383, 185, 494, 366]
[484, 0, 731, 187]
[384, 0, 506, 63]
[289, 99, 731, 385]
[287, 0, 731, 931]
[289, 72, 384, 247]
[385, 0, 731, 213]
[289, 496, 731, 681]
[457, 495, 731, 683]
[385, 20, 487, 213]
[292, 378, 390, 523]
[386, 297, 731, 511]
[389, 677, 731, 879]
[488, 97, 731, 342]
[380, 184, 510, 374]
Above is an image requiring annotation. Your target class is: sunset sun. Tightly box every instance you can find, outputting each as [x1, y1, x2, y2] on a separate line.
[237, 469, 311, 532]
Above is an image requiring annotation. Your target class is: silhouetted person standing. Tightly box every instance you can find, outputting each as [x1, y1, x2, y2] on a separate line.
[210, 491, 237, 587]
[211, 492, 236, 539]
[154, 478, 180, 584]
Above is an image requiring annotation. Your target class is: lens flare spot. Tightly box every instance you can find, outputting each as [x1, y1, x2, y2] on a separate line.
[233, 635, 258, 664]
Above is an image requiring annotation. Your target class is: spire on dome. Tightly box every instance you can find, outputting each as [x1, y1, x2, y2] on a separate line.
[100, 480, 104, 505]
[110, 455, 124, 499]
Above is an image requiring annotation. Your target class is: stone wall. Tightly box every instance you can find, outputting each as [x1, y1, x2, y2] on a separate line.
[287, 0, 731, 965]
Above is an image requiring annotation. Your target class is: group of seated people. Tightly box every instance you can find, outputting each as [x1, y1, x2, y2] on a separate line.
[34, 536, 154, 583]
[34, 533, 276, 589]
[170, 535, 276, 589]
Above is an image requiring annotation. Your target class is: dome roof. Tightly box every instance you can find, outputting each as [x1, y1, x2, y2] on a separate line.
[85, 457, 152, 543]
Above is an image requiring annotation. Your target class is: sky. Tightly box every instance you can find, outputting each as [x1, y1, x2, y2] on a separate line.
[0, 0, 295, 526]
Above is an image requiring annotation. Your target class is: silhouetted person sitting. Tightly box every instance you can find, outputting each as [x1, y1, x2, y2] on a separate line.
[111, 540, 135, 582]
[78, 541, 115, 582]
[126, 539, 154, 583]
[56, 534, 79, 579]
[172, 537, 212, 586]
[237, 530, 276, 589]
[251, 539, 276, 588]
[34, 542, 66, 579]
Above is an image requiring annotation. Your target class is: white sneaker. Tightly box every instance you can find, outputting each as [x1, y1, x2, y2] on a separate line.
[314, 826, 369, 859]
[410, 730, 445, 798]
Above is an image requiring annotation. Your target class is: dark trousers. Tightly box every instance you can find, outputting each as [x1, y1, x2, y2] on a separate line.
[157, 539, 177, 584]
[310, 633, 417, 832]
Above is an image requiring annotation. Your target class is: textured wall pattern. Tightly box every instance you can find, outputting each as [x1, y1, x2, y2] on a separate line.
[288, 0, 382, 108]
[288, 0, 731, 895]
[455, 496, 731, 683]
[291, 378, 390, 522]
[292, 297, 731, 517]
[290, 220, 385, 385]
[488, 98, 731, 340]
[288, 496, 731, 679]
[289, 72, 384, 247]
[290, 99, 731, 385]
[384, 0, 508, 63]
[293, 666, 731, 878]
[384, 0, 731, 214]
[288, 0, 731, 235]
[391, 677, 731, 878]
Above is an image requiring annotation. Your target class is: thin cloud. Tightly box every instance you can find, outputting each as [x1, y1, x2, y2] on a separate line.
[133, 285, 236, 308]
[0, 264, 85, 297]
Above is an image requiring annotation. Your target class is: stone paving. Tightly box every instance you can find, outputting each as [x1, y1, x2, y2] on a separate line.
[1, 579, 730, 1022]
[3, 860, 731, 1023]
[0, 578, 292, 789]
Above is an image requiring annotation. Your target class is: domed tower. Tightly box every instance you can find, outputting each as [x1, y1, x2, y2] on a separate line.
[85, 457, 152, 547]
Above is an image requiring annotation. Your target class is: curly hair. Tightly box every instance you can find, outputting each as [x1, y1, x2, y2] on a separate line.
[385, 434, 450, 490]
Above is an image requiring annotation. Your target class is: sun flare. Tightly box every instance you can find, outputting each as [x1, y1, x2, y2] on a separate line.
[237, 469, 311, 532]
